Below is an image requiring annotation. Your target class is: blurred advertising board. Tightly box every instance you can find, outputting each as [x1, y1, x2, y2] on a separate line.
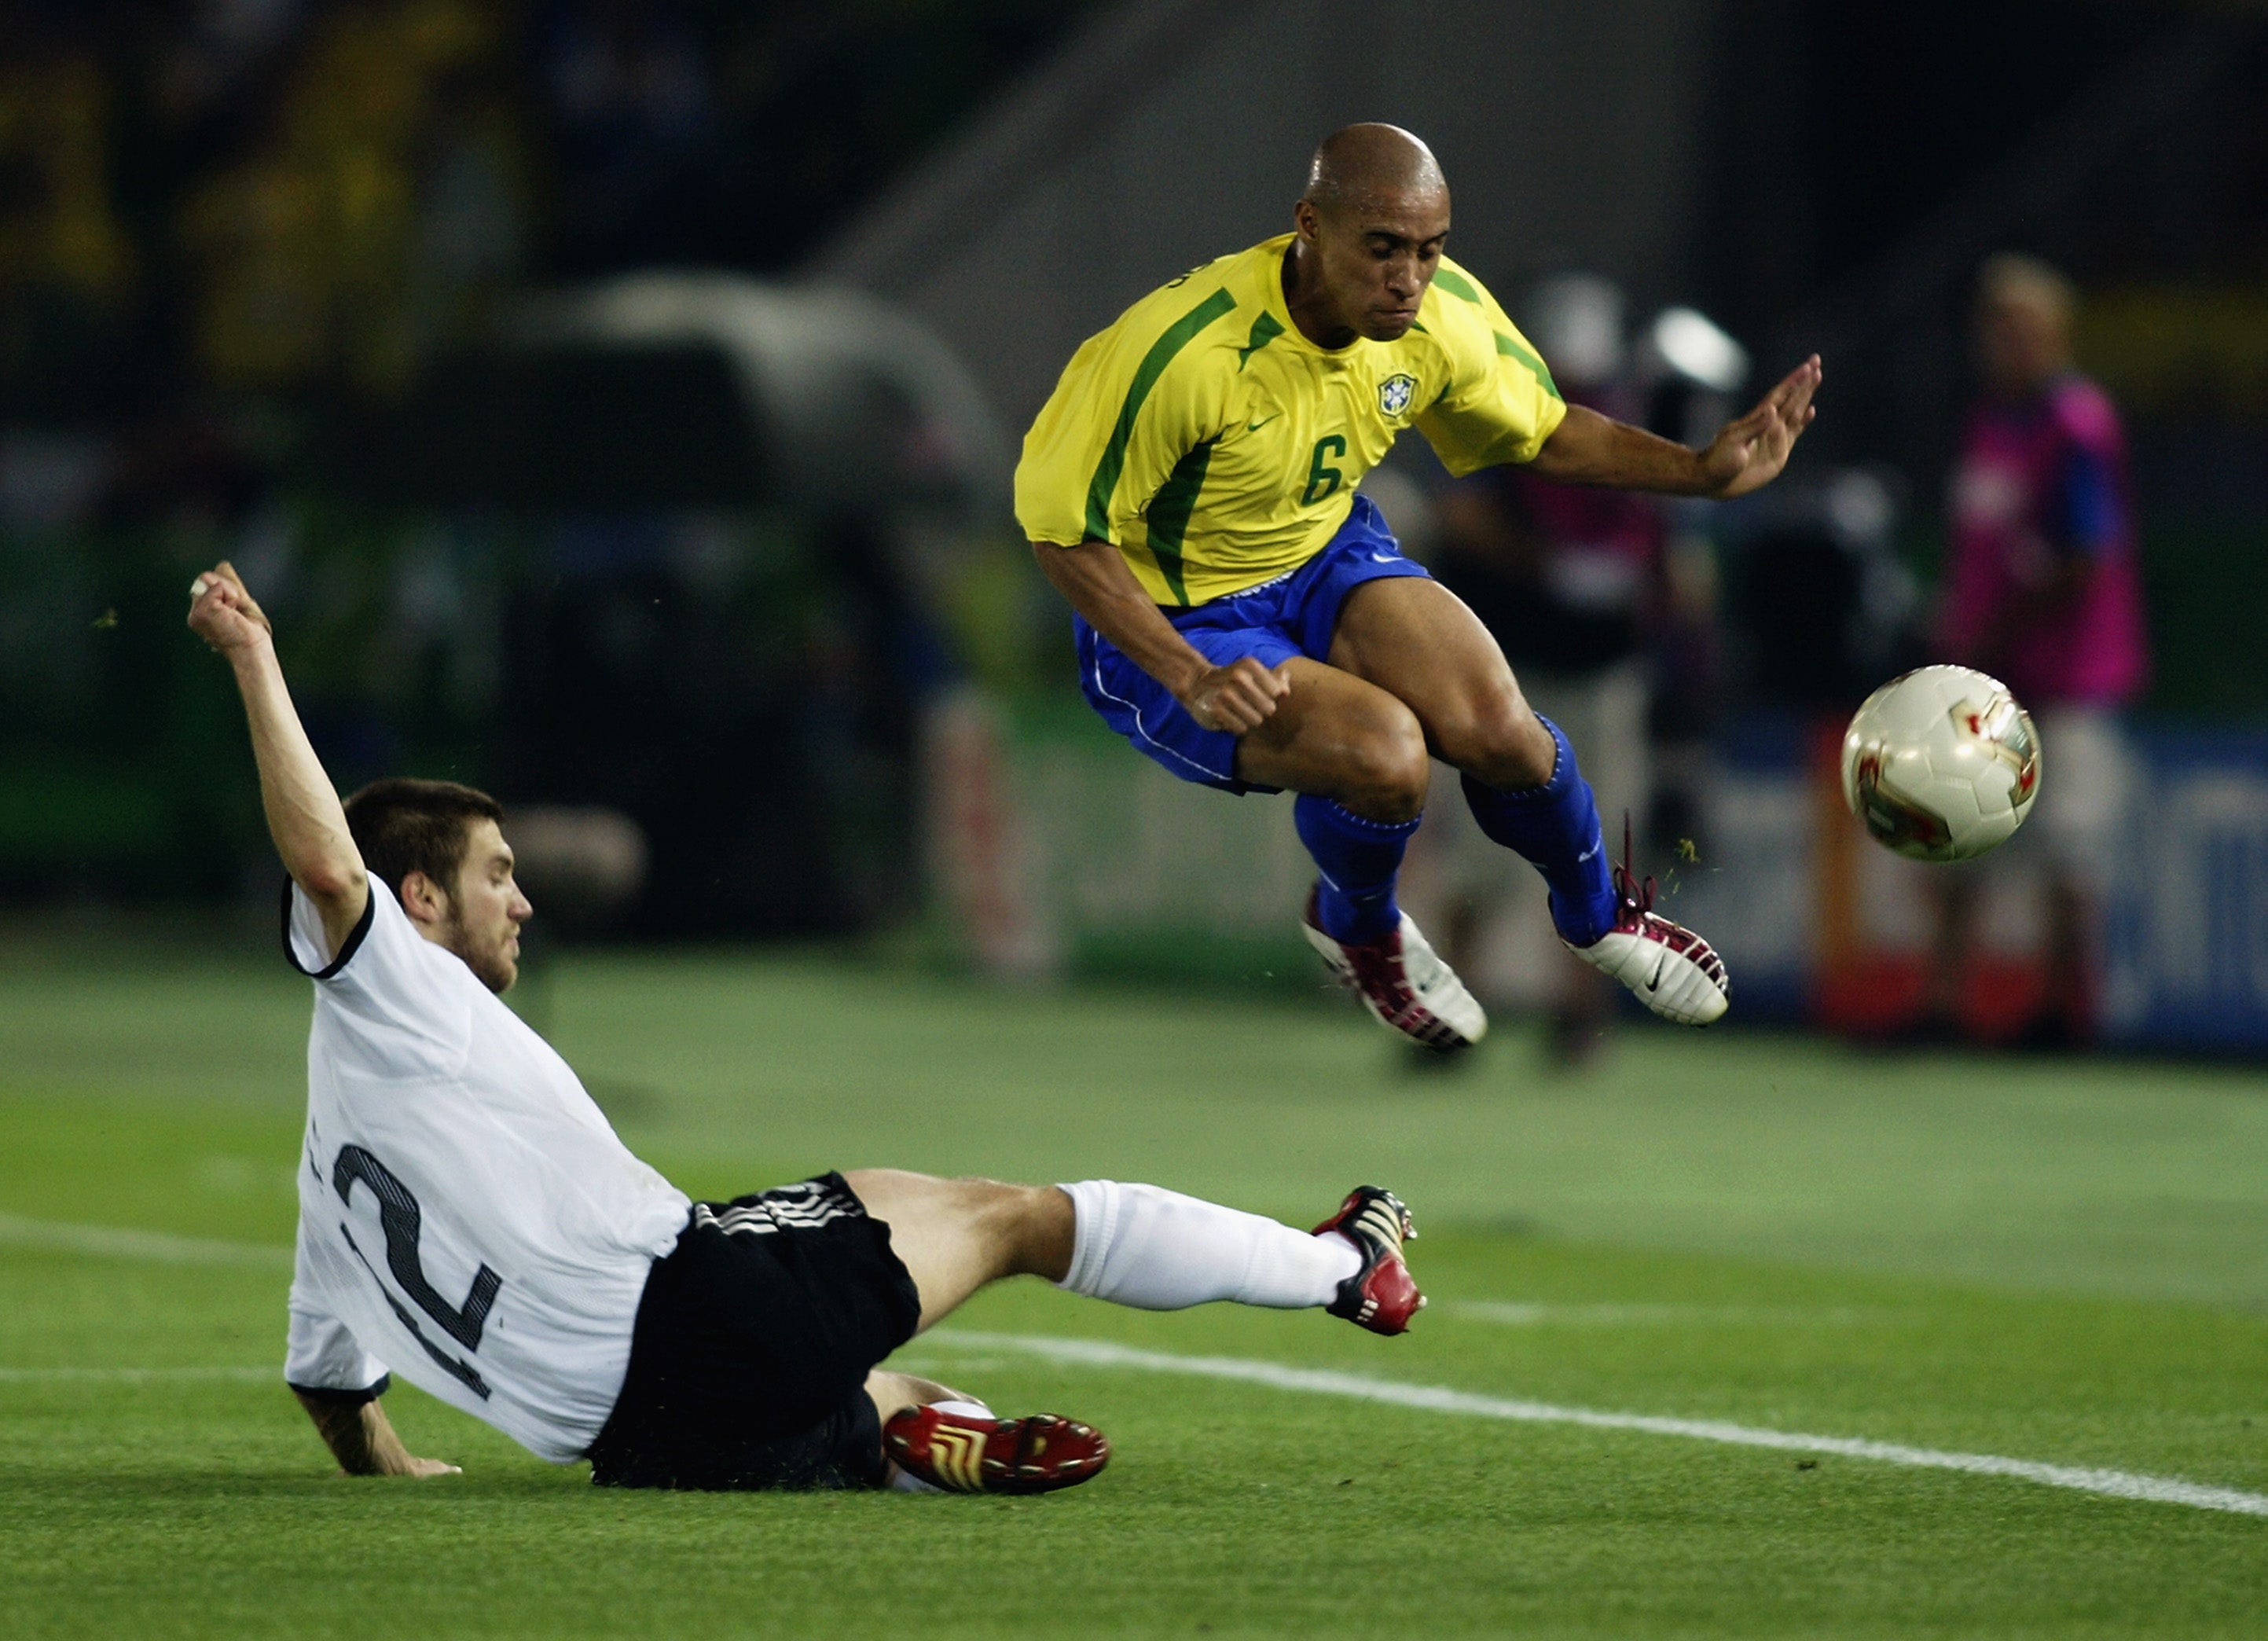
[2099, 729, 2268, 1052]
[934, 693, 2268, 1054]
[1652, 719, 2268, 1054]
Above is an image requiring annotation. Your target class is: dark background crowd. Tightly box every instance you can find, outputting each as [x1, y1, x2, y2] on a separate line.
[2, 1, 2265, 1036]
[0, 0, 1088, 926]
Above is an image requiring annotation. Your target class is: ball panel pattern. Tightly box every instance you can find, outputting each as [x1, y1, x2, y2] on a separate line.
[1840, 666, 2040, 863]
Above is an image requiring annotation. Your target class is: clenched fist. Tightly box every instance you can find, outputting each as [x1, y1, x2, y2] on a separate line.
[1181, 655, 1292, 734]
[186, 561, 273, 655]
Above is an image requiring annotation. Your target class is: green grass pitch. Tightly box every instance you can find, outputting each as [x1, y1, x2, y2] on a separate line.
[2, 937, 2264, 1637]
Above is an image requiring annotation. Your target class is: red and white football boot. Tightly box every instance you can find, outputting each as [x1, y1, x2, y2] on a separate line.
[882, 1404, 1110, 1496]
[1301, 891, 1487, 1052]
[1565, 819, 1730, 1026]
[1314, 1185, 1425, 1335]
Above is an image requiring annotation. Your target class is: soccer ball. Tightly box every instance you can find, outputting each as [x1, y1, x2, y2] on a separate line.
[1840, 666, 2041, 861]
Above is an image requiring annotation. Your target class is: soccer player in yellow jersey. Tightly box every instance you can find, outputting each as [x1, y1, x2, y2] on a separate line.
[1017, 124, 1820, 1048]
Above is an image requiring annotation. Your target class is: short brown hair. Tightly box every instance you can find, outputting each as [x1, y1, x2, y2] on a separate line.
[343, 779, 504, 898]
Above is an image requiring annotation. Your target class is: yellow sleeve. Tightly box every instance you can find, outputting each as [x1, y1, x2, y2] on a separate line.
[1414, 264, 1567, 476]
[1015, 286, 1238, 547]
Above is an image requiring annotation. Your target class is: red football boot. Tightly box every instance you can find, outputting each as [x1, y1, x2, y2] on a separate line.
[882, 1404, 1110, 1496]
[1313, 1185, 1425, 1335]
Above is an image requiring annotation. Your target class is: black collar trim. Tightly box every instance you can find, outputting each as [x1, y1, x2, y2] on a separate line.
[279, 876, 376, 980]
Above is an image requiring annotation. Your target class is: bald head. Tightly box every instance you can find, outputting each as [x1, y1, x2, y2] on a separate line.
[1977, 252, 2076, 335]
[1973, 251, 2077, 398]
[1304, 123, 1448, 218]
[1283, 123, 1451, 346]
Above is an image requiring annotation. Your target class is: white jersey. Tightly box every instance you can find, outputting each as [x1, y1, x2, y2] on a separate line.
[282, 876, 691, 1463]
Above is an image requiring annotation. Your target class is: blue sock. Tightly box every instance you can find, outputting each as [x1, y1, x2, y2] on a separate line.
[1294, 795, 1418, 944]
[1459, 715, 1619, 948]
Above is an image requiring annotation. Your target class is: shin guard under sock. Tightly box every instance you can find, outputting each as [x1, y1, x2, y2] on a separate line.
[1293, 795, 1418, 944]
[1055, 1180, 1360, 1311]
[1459, 714, 1618, 948]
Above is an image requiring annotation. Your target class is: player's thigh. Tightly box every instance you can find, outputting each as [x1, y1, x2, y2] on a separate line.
[1325, 575, 1551, 782]
[1230, 655, 1430, 814]
[842, 1169, 1071, 1332]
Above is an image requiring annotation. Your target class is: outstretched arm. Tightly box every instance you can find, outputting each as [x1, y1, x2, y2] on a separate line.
[1528, 355, 1822, 499]
[186, 562, 368, 953]
[294, 1390, 458, 1478]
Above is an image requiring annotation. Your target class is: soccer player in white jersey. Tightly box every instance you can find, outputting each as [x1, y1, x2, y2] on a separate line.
[189, 560, 1423, 1495]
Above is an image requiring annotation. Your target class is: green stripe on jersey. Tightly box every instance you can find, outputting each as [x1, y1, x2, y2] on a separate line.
[1084, 288, 1239, 542]
[1494, 331, 1562, 402]
[1433, 266, 1481, 304]
[1144, 437, 1217, 605]
[1237, 312, 1285, 370]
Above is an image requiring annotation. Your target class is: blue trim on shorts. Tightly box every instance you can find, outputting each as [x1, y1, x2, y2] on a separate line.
[1073, 494, 1433, 793]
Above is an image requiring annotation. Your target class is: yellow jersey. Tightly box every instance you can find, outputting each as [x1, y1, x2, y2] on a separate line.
[1015, 234, 1566, 607]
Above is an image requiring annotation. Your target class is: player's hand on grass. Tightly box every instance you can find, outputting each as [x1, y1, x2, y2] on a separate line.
[378, 1453, 462, 1479]
[336, 1454, 461, 1478]
[186, 560, 273, 655]
[1700, 355, 1822, 499]
[299, 1392, 460, 1479]
[1183, 655, 1292, 733]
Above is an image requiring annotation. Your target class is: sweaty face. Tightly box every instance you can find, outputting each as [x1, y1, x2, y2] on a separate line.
[437, 819, 533, 994]
[1297, 188, 1451, 343]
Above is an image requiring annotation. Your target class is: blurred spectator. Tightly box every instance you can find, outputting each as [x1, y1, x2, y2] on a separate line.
[1633, 306, 1752, 857]
[155, 0, 311, 123]
[0, 7, 137, 417]
[1720, 466, 1921, 710]
[178, 0, 520, 394]
[1927, 253, 2149, 1045]
[534, 0, 717, 273]
[1409, 274, 1662, 1061]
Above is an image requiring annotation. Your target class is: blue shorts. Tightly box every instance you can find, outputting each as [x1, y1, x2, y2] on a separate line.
[1074, 494, 1432, 793]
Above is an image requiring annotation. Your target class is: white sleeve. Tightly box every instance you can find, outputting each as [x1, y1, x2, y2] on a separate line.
[284, 877, 354, 975]
[285, 1232, 389, 1397]
[283, 874, 472, 1072]
[285, 1304, 390, 1398]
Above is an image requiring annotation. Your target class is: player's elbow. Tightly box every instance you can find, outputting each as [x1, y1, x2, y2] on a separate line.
[292, 856, 363, 904]
[1029, 536, 1114, 598]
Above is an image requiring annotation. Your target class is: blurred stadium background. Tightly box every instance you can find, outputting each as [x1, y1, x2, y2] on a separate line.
[3, 0, 2266, 1042]
[6, 6, 2268, 1632]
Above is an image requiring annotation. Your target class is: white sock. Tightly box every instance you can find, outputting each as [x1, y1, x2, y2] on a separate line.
[1054, 1180, 1360, 1310]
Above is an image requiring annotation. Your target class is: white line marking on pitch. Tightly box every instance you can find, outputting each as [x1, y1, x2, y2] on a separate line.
[0, 1213, 291, 1269]
[0, 1366, 273, 1383]
[927, 1330, 2268, 1519]
[1454, 1301, 1892, 1327]
[4, 1219, 2254, 1519]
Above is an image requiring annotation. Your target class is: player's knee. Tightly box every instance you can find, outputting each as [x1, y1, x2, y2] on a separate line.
[1448, 690, 1554, 791]
[959, 1178, 1070, 1279]
[1343, 710, 1430, 823]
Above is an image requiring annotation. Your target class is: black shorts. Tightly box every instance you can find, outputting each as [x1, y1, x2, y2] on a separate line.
[586, 1173, 921, 1492]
